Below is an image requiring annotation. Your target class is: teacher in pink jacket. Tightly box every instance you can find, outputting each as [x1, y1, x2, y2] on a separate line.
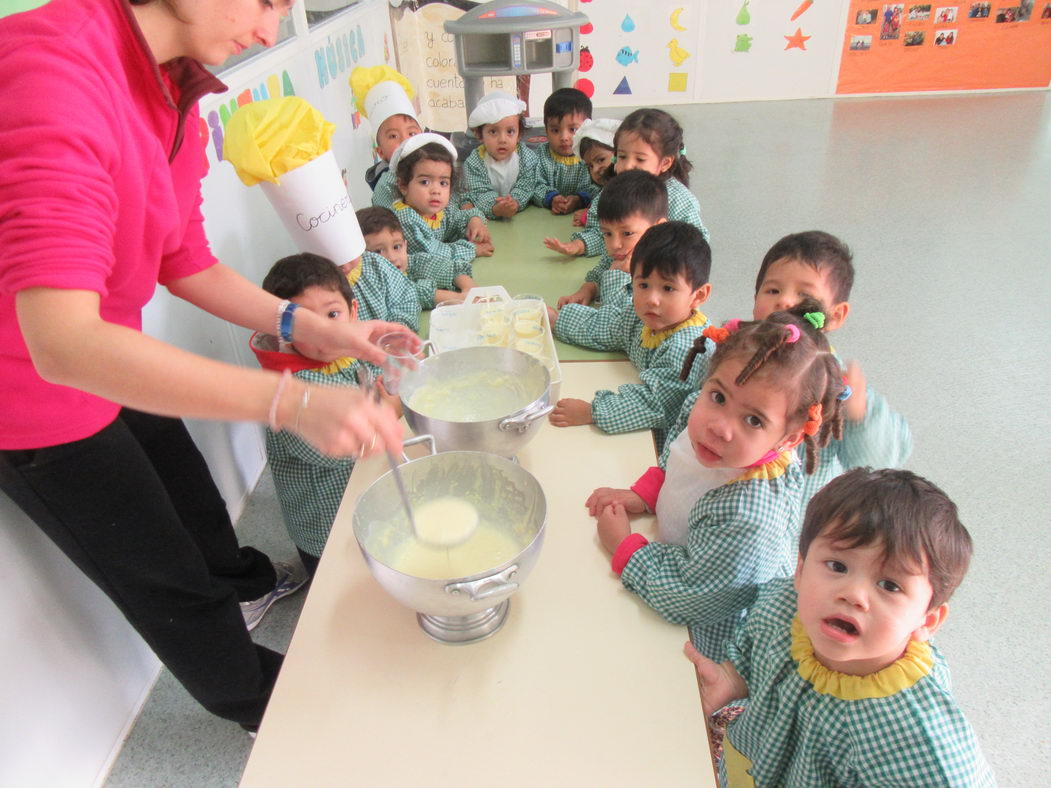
[0, 0, 407, 732]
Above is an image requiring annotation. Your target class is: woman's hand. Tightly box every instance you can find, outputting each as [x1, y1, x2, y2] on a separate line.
[286, 379, 404, 459]
[543, 237, 585, 257]
[683, 643, 749, 717]
[308, 319, 419, 367]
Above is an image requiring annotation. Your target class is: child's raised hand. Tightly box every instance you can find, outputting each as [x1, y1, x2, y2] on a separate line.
[596, 502, 631, 553]
[466, 216, 490, 243]
[683, 642, 749, 718]
[585, 487, 647, 517]
[572, 208, 588, 226]
[843, 360, 868, 422]
[548, 397, 592, 427]
[543, 237, 585, 257]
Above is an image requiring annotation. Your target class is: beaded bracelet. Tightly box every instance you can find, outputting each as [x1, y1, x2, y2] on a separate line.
[268, 368, 292, 432]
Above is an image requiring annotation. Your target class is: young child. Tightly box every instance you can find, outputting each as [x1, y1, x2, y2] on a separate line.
[549, 218, 712, 452]
[587, 301, 847, 662]
[752, 231, 913, 510]
[571, 118, 618, 226]
[349, 66, 422, 208]
[252, 253, 397, 578]
[530, 87, 598, 215]
[460, 91, 538, 219]
[391, 133, 494, 271]
[335, 231, 421, 334]
[357, 206, 472, 309]
[551, 108, 711, 306]
[686, 468, 995, 786]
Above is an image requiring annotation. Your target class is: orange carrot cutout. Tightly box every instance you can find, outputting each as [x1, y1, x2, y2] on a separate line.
[791, 0, 813, 21]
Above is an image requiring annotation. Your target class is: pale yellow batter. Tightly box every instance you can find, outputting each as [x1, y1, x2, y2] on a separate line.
[389, 522, 522, 579]
[411, 497, 479, 546]
[406, 369, 536, 422]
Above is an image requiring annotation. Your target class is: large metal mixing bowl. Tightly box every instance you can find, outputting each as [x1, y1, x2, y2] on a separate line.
[352, 443, 547, 644]
[399, 346, 553, 456]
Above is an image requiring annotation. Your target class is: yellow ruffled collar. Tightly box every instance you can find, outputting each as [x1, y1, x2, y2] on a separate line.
[790, 616, 933, 700]
[343, 262, 363, 289]
[731, 451, 793, 483]
[318, 356, 357, 376]
[639, 310, 707, 349]
[393, 200, 443, 229]
[548, 147, 580, 166]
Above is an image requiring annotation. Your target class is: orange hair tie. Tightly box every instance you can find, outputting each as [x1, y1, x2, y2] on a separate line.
[703, 326, 730, 344]
[803, 403, 823, 436]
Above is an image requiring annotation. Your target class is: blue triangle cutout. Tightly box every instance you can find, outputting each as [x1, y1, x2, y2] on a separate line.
[613, 76, 632, 95]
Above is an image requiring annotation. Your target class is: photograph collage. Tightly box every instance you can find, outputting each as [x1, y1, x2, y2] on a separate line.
[848, 0, 1043, 50]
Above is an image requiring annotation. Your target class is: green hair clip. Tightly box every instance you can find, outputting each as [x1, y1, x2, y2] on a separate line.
[803, 312, 825, 330]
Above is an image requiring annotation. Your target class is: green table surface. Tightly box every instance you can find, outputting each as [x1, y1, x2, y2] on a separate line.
[418, 207, 624, 362]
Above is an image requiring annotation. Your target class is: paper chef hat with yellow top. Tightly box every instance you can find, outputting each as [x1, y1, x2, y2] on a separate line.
[224, 97, 365, 264]
[349, 65, 417, 143]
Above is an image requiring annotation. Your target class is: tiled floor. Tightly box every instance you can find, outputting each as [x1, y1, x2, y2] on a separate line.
[106, 90, 1051, 786]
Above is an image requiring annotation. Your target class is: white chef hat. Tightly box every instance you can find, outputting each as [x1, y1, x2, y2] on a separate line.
[573, 118, 620, 158]
[467, 91, 527, 129]
[388, 133, 459, 180]
[349, 66, 418, 143]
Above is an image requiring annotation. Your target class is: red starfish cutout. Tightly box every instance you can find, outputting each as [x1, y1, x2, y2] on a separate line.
[784, 27, 811, 50]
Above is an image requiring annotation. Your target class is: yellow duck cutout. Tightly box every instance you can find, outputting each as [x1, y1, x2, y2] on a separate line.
[667, 38, 691, 67]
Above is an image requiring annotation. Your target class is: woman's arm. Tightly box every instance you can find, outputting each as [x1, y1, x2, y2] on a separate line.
[16, 287, 403, 456]
[166, 262, 410, 367]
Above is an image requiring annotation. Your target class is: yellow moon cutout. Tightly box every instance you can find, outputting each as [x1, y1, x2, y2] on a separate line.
[670, 7, 687, 31]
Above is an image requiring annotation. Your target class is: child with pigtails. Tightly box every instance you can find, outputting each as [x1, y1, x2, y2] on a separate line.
[586, 300, 846, 663]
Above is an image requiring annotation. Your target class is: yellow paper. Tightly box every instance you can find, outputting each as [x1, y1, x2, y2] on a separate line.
[224, 97, 335, 186]
[349, 65, 415, 117]
[668, 73, 688, 93]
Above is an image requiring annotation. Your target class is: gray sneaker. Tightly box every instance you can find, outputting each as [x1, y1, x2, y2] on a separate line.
[240, 560, 308, 632]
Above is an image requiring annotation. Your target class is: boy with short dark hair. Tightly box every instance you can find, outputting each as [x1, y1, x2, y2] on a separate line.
[252, 253, 398, 578]
[549, 220, 713, 451]
[687, 468, 994, 786]
[751, 231, 912, 510]
[356, 206, 471, 309]
[531, 87, 598, 215]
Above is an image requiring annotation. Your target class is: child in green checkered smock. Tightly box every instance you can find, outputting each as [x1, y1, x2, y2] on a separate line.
[587, 300, 848, 662]
[686, 469, 994, 786]
[389, 133, 493, 269]
[551, 108, 710, 307]
[341, 250, 420, 333]
[531, 88, 599, 214]
[458, 91, 537, 219]
[255, 254, 402, 577]
[551, 219, 713, 452]
[357, 206, 474, 310]
[750, 231, 913, 517]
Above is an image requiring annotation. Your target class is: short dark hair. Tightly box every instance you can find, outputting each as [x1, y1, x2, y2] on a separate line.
[395, 142, 459, 194]
[799, 468, 973, 609]
[262, 252, 355, 308]
[356, 206, 402, 238]
[630, 221, 710, 290]
[755, 231, 855, 304]
[578, 136, 615, 159]
[597, 170, 668, 225]
[614, 108, 692, 186]
[543, 87, 592, 122]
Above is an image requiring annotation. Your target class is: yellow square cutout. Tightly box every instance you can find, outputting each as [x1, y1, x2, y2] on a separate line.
[668, 73, 688, 92]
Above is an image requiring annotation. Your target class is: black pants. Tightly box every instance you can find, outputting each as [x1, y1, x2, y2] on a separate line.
[0, 409, 282, 727]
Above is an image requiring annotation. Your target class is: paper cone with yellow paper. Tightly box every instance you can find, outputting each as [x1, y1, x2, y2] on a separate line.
[225, 97, 365, 264]
[349, 65, 418, 143]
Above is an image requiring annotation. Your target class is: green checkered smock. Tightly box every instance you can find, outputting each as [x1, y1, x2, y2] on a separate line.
[554, 270, 713, 451]
[800, 382, 913, 518]
[405, 250, 473, 310]
[394, 201, 484, 267]
[720, 578, 996, 787]
[572, 175, 710, 260]
[460, 144, 538, 219]
[621, 454, 803, 662]
[530, 142, 599, 209]
[371, 168, 400, 210]
[264, 359, 361, 558]
[352, 251, 420, 333]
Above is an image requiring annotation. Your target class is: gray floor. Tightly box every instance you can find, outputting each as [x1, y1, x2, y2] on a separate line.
[106, 91, 1051, 786]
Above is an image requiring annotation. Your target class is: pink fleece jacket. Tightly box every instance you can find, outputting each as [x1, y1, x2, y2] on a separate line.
[0, 0, 226, 449]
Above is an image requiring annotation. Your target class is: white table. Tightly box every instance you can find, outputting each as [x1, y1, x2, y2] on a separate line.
[241, 361, 714, 787]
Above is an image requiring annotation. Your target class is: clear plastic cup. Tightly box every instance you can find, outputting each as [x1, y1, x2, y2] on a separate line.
[378, 331, 424, 395]
[511, 293, 545, 323]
